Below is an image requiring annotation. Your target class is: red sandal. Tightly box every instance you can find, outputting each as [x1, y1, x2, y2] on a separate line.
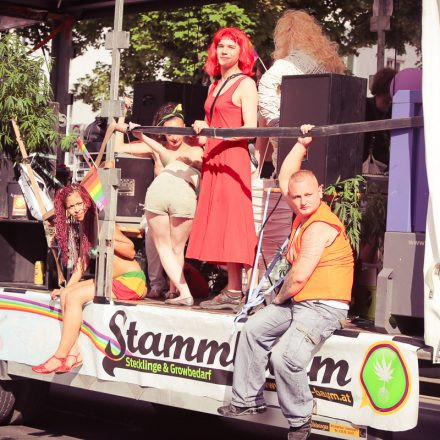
[57, 353, 83, 373]
[32, 355, 66, 374]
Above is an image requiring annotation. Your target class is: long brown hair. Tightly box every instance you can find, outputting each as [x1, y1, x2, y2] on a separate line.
[272, 10, 345, 74]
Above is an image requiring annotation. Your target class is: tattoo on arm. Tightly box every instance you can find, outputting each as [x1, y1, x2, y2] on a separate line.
[276, 222, 336, 301]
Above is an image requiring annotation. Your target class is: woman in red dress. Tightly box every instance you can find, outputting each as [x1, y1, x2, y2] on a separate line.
[188, 27, 258, 310]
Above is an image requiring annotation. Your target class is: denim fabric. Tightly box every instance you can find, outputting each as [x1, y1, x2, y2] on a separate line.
[231, 300, 347, 428]
[145, 229, 167, 291]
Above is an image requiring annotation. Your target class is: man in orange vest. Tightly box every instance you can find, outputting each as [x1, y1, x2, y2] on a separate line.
[218, 125, 354, 440]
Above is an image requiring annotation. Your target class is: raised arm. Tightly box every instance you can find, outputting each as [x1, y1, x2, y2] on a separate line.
[131, 130, 173, 166]
[278, 124, 314, 200]
[114, 97, 131, 150]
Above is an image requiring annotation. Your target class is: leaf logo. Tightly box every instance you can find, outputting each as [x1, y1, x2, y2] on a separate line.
[359, 342, 411, 414]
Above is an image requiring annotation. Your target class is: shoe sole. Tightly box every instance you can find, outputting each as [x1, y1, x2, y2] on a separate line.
[218, 406, 267, 416]
[200, 302, 240, 310]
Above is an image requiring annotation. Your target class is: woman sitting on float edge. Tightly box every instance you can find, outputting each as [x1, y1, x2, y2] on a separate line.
[115, 103, 204, 306]
[32, 183, 146, 374]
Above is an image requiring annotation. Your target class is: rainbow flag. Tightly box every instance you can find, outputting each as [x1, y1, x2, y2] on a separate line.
[76, 137, 94, 166]
[81, 167, 107, 211]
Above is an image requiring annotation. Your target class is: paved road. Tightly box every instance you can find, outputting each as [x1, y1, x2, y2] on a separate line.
[0, 384, 439, 440]
[0, 384, 288, 440]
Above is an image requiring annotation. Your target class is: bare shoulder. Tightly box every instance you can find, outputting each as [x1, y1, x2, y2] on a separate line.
[238, 76, 257, 91]
[303, 221, 339, 244]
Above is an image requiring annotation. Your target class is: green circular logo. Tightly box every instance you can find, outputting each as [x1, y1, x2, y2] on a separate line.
[360, 343, 410, 413]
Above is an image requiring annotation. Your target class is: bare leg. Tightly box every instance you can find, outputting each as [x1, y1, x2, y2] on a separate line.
[244, 264, 253, 291]
[147, 212, 193, 300]
[227, 263, 243, 293]
[170, 216, 193, 297]
[40, 279, 94, 371]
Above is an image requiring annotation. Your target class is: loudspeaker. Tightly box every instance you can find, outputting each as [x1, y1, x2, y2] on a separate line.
[277, 74, 367, 187]
[0, 221, 53, 289]
[133, 81, 208, 127]
[0, 154, 17, 218]
[115, 154, 155, 221]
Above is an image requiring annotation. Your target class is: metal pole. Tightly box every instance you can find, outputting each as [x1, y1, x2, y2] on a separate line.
[371, 0, 393, 72]
[377, 29, 385, 71]
[95, 0, 126, 302]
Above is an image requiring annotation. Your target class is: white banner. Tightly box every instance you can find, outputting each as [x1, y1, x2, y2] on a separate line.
[422, 0, 440, 360]
[0, 289, 419, 431]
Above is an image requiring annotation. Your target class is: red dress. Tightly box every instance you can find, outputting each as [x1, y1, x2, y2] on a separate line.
[186, 76, 257, 266]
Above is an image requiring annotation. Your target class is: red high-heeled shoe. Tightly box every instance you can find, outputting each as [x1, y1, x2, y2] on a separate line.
[32, 355, 67, 374]
[57, 353, 83, 373]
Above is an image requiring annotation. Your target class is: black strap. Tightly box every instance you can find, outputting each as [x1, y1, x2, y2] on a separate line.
[209, 73, 244, 122]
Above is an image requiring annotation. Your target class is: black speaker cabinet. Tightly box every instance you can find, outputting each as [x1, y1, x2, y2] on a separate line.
[0, 154, 17, 219]
[0, 220, 54, 289]
[133, 81, 208, 127]
[115, 154, 155, 222]
[277, 74, 367, 187]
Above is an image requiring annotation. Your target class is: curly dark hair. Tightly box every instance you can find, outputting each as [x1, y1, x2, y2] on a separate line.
[152, 102, 185, 143]
[371, 67, 397, 96]
[54, 183, 97, 267]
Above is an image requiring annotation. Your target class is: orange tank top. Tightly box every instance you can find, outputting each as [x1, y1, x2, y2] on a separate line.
[286, 202, 354, 302]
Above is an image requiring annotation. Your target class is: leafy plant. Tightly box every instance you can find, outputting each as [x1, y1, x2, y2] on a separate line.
[0, 33, 74, 162]
[324, 175, 365, 256]
[361, 182, 387, 258]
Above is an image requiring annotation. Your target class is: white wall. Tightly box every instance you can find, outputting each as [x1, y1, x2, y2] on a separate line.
[348, 44, 420, 94]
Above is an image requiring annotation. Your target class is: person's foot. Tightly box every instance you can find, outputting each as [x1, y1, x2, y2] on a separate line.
[163, 290, 179, 300]
[146, 289, 163, 299]
[287, 420, 311, 440]
[32, 355, 66, 374]
[57, 353, 83, 373]
[217, 403, 266, 416]
[164, 296, 194, 306]
[199, 289, 242, 311]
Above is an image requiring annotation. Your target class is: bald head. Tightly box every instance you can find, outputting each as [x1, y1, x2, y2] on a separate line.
[287, 170, 323, 220]
[289, 170, 319, 187]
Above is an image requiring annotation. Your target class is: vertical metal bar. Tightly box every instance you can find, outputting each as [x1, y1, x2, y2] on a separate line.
[377, 29, 385, 71]
[95, 0, 125, 301]
[107, 0, 124, 162]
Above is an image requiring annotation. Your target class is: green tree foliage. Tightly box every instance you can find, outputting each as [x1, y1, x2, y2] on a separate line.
[285, 0, 421, 55]
[0, 33, 73, 161]
[71, 1, 286, 110]
[16, 0, 422, 110]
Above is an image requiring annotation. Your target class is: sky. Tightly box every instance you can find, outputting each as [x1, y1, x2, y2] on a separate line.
[68, 47, 111, 126]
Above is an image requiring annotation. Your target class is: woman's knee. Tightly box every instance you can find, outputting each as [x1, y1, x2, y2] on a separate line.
[64, 290, 88, 308]
[171, 243, 185, 256]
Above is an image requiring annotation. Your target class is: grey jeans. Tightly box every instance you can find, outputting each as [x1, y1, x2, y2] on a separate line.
[145, 229, 167, 292]
[231, 300, 347, 428]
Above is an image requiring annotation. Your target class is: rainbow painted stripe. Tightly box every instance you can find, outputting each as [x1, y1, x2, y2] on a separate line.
[81, 167, 108, 211]
[0, 293, 128, 358]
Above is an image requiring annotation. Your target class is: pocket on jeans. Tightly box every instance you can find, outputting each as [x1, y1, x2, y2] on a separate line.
[282, 323, 323, 370]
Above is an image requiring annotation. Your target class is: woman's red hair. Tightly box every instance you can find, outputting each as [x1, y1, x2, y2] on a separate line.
[54, 183, 97, 267]
[204, 27, 255, 77]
